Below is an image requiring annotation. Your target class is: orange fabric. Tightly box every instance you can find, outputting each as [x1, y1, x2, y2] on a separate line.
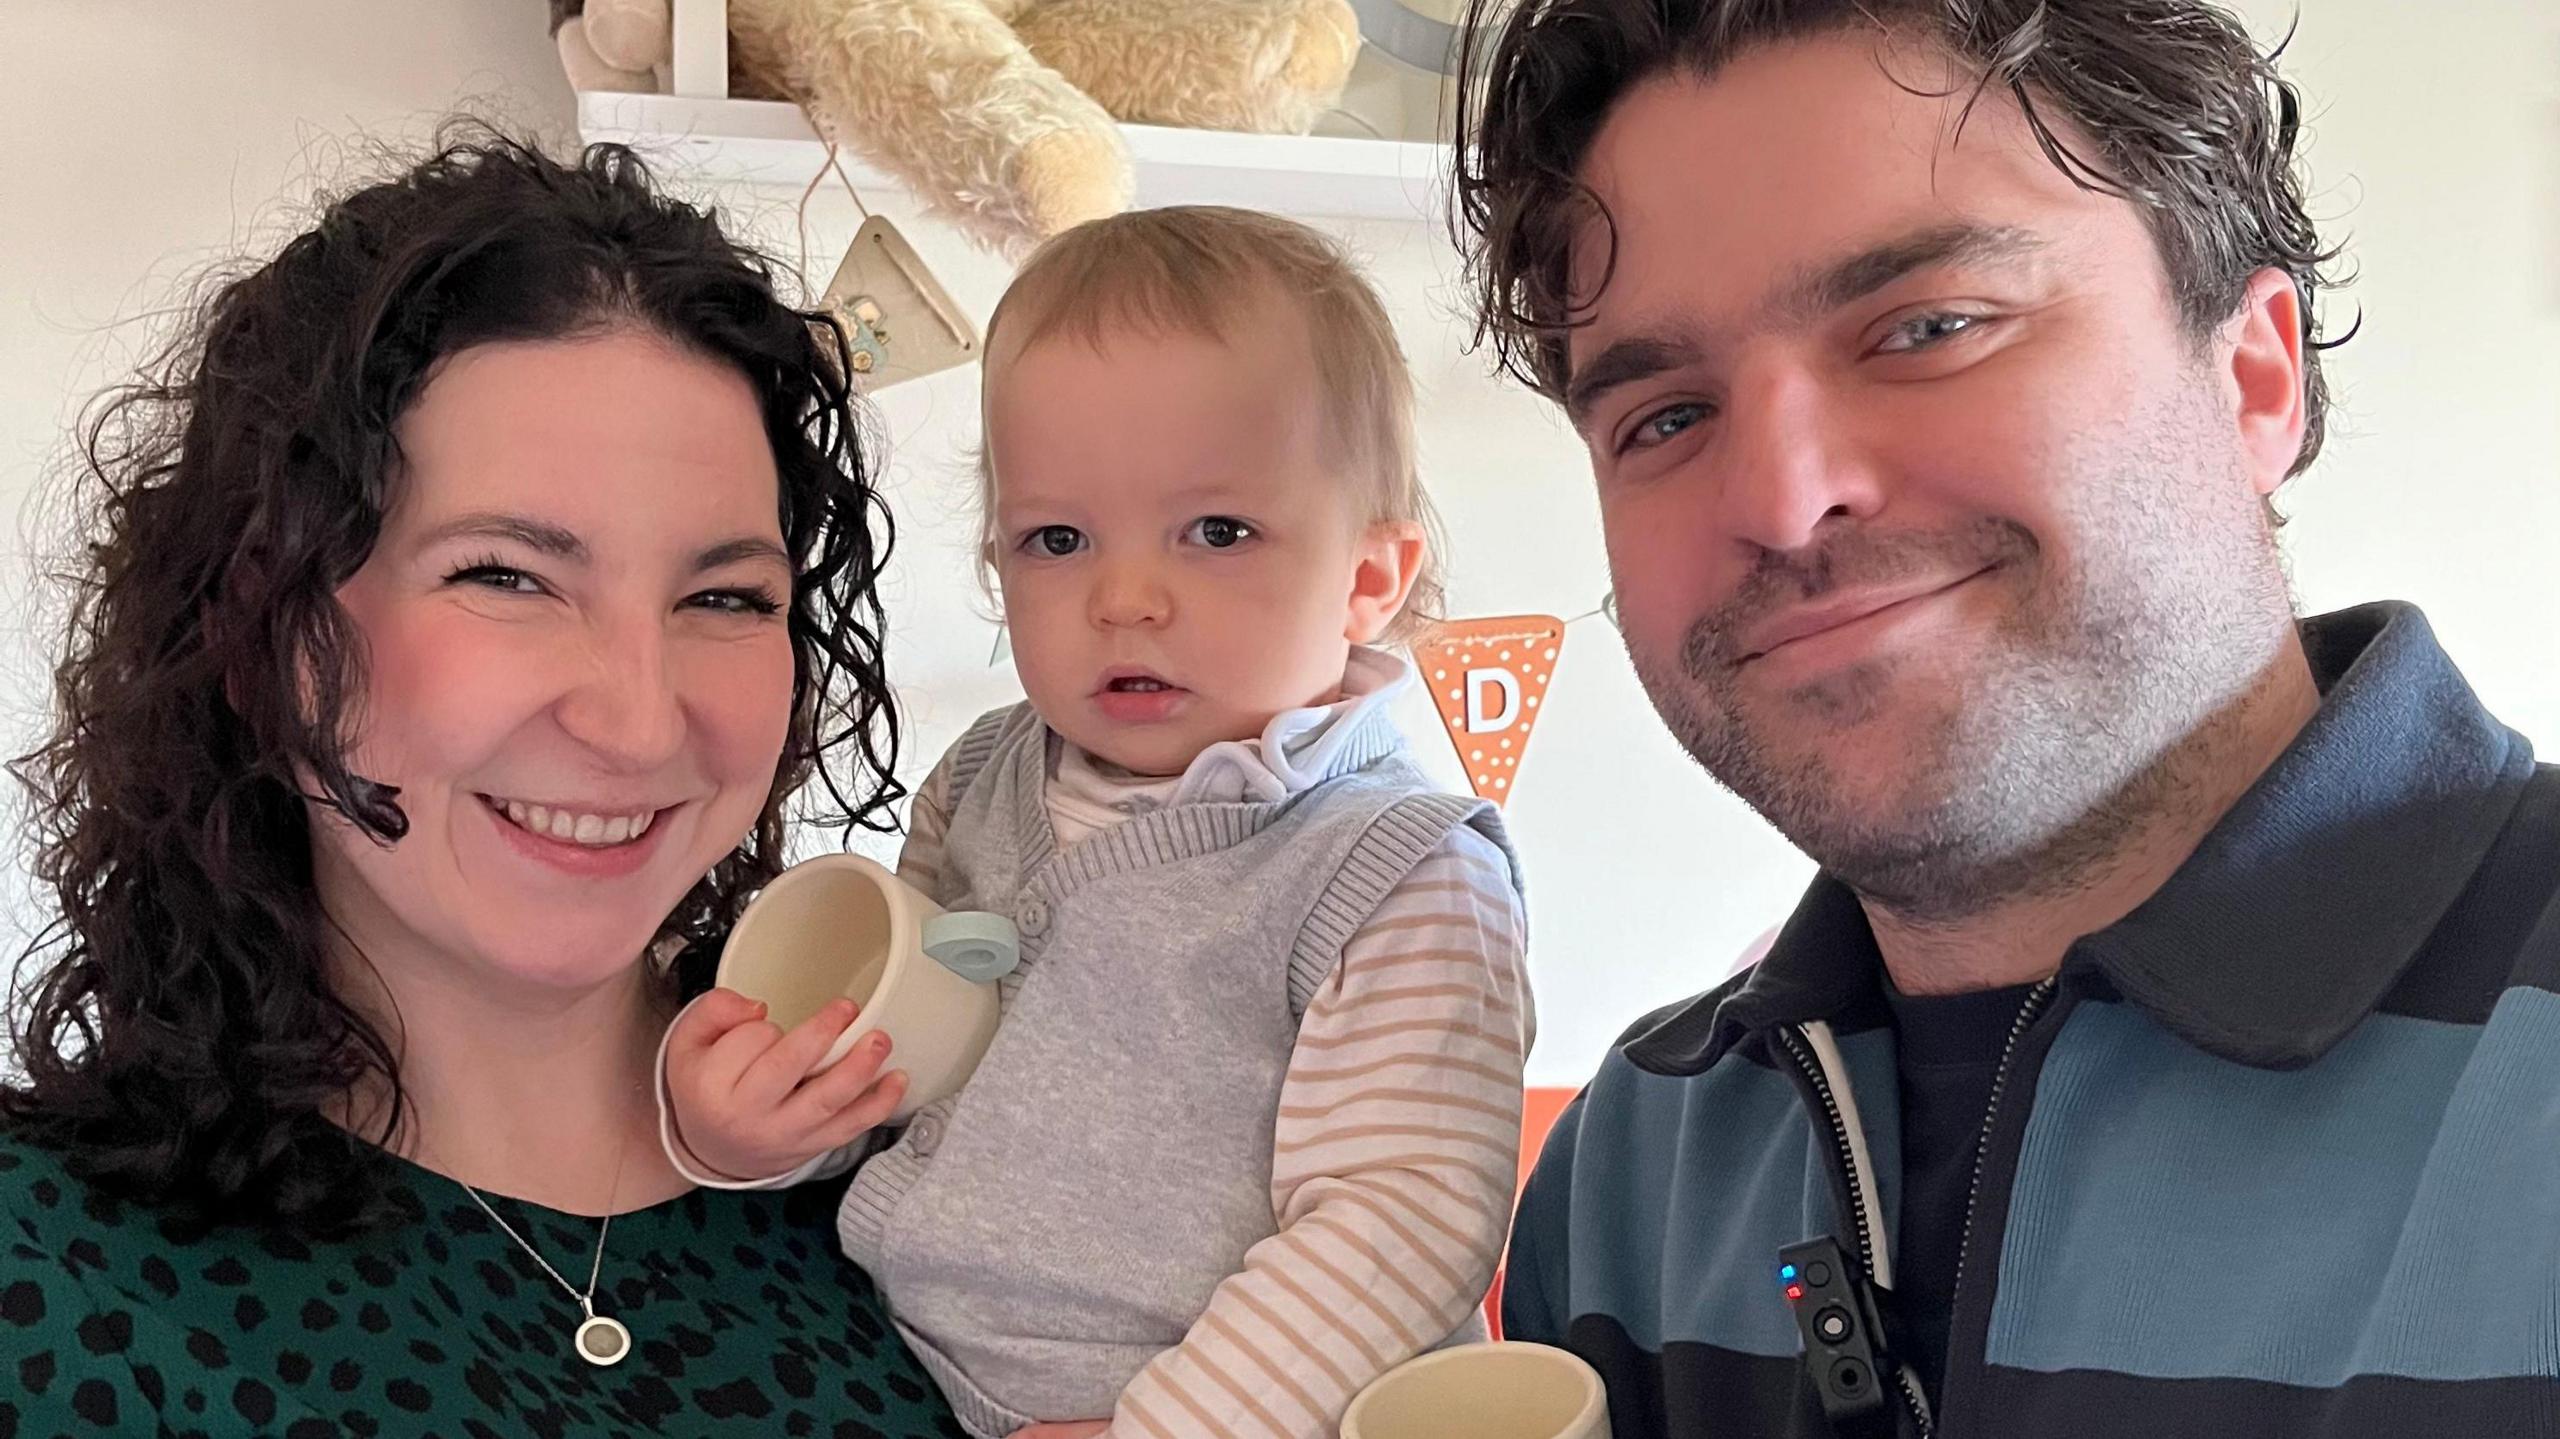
[1518, 1087, 1575, 1196]
[1486, 1086, 1579, 1336]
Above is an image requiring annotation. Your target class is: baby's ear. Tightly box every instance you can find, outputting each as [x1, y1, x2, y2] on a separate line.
[1345, 520, 1426, 644]
[976, 541, 1009, 632]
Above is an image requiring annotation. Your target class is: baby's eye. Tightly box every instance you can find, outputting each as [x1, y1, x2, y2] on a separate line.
[1186, 516, 1257, 549]
[1022, 525, 1085, 558]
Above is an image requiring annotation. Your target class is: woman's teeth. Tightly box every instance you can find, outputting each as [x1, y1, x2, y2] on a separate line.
[495, 799, 657, 847]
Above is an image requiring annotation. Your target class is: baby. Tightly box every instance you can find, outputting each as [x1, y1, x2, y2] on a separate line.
[663, 206, 1532, 1439]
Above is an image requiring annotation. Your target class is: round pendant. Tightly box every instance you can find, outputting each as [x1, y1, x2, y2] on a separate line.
[575, 1313, 632, 1367]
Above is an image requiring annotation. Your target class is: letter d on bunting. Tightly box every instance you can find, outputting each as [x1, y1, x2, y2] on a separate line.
[1418, 616, 1565, 807]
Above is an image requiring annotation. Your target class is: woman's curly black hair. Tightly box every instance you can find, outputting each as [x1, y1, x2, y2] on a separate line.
[4, 128, 904, 1236]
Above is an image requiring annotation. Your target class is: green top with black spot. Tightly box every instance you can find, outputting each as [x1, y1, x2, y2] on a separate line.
[0, 1131, 963, 1438]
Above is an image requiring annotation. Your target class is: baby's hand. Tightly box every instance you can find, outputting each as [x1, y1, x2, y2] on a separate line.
[664, 989, 908, 1181]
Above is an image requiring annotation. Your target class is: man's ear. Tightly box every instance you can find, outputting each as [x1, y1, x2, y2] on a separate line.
[2223, 267, 2310, 495]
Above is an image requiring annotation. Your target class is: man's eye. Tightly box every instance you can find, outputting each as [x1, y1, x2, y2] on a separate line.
[1876, 312, 1984, 354]
[1187, 516, 1256, 549]
[1620, 401, 1709, 454]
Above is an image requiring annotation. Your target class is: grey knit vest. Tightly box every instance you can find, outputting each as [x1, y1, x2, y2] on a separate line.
[837, 702, 1517, 1435]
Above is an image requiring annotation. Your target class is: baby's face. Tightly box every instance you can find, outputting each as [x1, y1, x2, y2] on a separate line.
[986, 314, 1405, 776]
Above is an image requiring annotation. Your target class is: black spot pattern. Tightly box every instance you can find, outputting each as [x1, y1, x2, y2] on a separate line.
[140, 1256, 181, 1300]
[0, 1283, 43, 1328]
[233, 1377, 278, 1426]
[75, 1312, 131, 1356]
[70, 1378, 116, 1426]
[0, 1132, 962, 1436]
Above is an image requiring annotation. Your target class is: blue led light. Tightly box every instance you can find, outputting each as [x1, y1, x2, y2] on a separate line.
[1780, 1264, 1798, 1282]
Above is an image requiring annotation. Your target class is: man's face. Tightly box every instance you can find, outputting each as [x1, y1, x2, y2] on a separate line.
[1566, 32, 2304, 915]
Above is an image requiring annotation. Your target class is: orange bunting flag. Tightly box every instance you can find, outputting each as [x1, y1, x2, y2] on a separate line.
[1418, 615, 1566, 807]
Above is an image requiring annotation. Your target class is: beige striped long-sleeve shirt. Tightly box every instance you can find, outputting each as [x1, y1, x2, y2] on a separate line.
[894, 736, 1534, 1439]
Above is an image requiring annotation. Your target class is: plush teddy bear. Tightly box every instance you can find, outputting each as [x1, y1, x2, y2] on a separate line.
[550, 0, 1360, 253]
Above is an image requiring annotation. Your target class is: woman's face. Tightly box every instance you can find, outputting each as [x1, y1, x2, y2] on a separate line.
[315, 330, 797, 998]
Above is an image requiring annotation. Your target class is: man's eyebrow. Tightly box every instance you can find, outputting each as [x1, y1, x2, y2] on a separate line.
[1561, 225, 2044, 431]
[1774, 223, 2048, 326]
[1564, 331, 1707, 432]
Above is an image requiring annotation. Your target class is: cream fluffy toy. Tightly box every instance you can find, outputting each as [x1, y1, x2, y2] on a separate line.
[551, 0, 1360, 252]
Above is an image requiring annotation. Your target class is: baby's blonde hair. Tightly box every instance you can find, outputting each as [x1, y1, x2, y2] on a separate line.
[976, 205, 1444, 643]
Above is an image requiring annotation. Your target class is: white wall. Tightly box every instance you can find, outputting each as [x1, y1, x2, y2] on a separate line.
[0, 3, 584, 962]
[4, 0, 2555, 1087]
[2264, 0, 2560, 720]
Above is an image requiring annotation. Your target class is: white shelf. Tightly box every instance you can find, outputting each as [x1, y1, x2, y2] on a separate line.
[577, 91, 1453, 224]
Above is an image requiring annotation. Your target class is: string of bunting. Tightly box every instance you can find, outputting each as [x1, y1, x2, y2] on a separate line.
[985, 595, 1619, 809]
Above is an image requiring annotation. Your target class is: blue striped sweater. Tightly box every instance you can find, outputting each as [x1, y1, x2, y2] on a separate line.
[1504, 603, 2560, 1437]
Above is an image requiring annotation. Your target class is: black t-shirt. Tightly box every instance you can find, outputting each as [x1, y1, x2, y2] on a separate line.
[1880, 976, 2039, 1407]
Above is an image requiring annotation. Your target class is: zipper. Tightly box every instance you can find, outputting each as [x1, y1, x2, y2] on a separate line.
[1774, 1022, 1932, 1439]
[1889, 1364, 1932, 1439]
[1774, 1023, 1884, 1282]
[1938, 974, 2061, 1429]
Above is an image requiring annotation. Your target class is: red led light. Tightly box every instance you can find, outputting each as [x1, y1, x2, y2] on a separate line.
[1785, 1284, 1805, 1302]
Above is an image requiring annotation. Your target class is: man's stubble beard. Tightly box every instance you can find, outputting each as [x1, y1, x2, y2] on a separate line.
[1624, 382, 2294, 924]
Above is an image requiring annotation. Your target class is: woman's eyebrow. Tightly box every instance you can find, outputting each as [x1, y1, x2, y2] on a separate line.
[693, 537, 791, 573]
[420, 512, 586, 560]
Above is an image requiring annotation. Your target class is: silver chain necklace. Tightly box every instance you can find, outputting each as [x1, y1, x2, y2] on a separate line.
[453, 1142, 632, 1367]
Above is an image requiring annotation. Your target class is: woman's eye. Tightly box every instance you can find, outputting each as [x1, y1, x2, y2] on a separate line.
[1620, 401, 1709, 454]
[1023, 525, 1085, 558]
[1187, 516, 1256, 549]
[687, 588, 785, 617]
[447, 564, 544, 596]
[1876, 311, 1984, 354]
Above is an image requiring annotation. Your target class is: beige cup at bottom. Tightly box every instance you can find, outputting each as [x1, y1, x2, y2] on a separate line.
[714, 854, 1016, 1123]
[1340, 1341, 1611, 1439]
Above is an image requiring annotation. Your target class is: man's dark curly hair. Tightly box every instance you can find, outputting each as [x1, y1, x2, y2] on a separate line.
[4, 129, 904, 1236]
[1453, 0, 2349, 476]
